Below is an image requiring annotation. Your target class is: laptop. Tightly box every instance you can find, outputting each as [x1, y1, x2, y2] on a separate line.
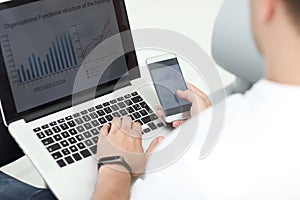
[0, 0, 169, 199]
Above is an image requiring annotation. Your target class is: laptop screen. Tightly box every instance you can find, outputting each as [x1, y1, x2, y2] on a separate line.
[0, 0, 139, 123]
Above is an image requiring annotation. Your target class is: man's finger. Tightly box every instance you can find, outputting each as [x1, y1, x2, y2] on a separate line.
[110, 117, 121, 133]
[146, 136, 165, 154]
[172, 121, 184, 128]
[156, 109, 164, 118]
[121, 116, 133, 131]
[131, 122, 142, 139]
[100, 124, 110, 136]
[186, 83, 210, 100]
[176, 89, 197, 103]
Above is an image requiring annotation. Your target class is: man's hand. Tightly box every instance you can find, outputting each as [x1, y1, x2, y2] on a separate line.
[157, 83, 211, 128]
[97, 117, 164, 177]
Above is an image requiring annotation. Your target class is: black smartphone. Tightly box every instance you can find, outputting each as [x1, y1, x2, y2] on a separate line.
[147, 54, 191, 123]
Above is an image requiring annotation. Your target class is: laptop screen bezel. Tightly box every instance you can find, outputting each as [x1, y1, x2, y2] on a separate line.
[0, 0, 140, 124]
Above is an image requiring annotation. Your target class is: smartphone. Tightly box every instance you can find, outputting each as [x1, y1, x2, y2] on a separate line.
[147, 54, 192, 123]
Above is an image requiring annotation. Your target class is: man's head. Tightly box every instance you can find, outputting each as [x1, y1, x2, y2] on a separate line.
[250, 0, 300, 55]
[250, 0, 300, 84]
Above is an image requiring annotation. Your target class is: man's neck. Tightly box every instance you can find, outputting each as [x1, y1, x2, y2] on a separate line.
[265, 31, 300, 86]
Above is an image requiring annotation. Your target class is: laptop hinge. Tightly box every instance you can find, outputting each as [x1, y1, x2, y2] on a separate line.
[23, 80, 132, 123]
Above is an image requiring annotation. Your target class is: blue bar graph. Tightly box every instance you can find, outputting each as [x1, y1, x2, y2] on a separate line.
[16, 32, 78, 83]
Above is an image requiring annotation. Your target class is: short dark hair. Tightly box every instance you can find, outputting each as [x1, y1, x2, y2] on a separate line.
[284, 1, 300, 26]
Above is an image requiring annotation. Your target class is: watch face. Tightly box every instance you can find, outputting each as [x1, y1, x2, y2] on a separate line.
[100, 156, 122, 162]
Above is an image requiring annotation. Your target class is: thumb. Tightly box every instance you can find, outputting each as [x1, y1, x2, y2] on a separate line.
[146, 136, 164, 154]
[176, 90, 196, 103]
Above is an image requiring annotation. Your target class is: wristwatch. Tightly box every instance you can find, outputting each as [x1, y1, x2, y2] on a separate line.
[98, 156, 132, 176]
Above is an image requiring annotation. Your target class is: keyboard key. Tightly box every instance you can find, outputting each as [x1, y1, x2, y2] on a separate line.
[140, 102, 152, 112]
[91, 128, 99, 136]
[61, 131, 70, 138]
[83, 115, 91, 122]
[105, 115, 113, 122]
[50, 121, 57, 126]
[98, 117, 107, 124]
[83, 131, 92, 139]
[95, 105, 103, 109]
[124, 94, 131, 99]
[92, 136, 98, 144]
[89, 112, 98, 119]
[75, 118, 84, 125]
[52, 152, 62, 160]
[67, 121, 76, 127]
[73, 153, 82, 161]
[69, 128, 79, 135]
[75, 134, 84, 141]
[47, 143, 61, 153]
[149, 114, 158, 120]
[60, 123, 69, 130]
[139, 110, 148, 116]
[117, 97, 124, 101]
[157, 122, 165, 128]
[80, 110, 88, 115]
[103, 102, 110, 107]
[58, 118, 65, 123]
[73, 113, 80, 118]
[70, 145, 78, 153]
[53, 134, 63, 141]
[52, 126, 61, 133]
[77, 142, 85, 150]
[141, 116, 151, 124]
[68, 137, 77, 144]
[83, 123, 93, 130]
[90, 145, 97, 154]
[131, 92, 138, 96]
[42, 124, 49, 129]
[110, 99, 117, 104]
[84, 139, 93, 147]
[133, 112, 141, 119]
[33, 127, 42, 133]
[57, 159, 66, 167]
[133, 104, 142, 111]
[60, 140, 69, 147]
[62, 149, 71, 156]
[124, 100, 133, 106]
[97, 110, 105, 116]
[76, 126, 85, 133]
[45, 129, 54, 136]
[118, 102, 126, 109]
[143, 128, 151, 134]
[88, 107, 95, 112]
[111, 105, 119, 111]
[132, 96, 143, 103]
[104, 107, 112, 114]
[112, 112, 121, 118]
[65, 116, 73, 121]
[126, 107, 134, 113]
[119, 109, 128, 116]
[91, 120, 100, 127]
[148, 122, 157, 130]
[42, 137, 54, 146]
[80, 149, 91, 158]
[65, 156, 74, 164]
[36, 132, 46, 139]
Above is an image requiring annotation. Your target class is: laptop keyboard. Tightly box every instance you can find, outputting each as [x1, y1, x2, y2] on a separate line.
[33, 92, 165, 168]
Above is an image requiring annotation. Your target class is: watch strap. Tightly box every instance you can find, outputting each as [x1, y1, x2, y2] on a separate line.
[98, 156, 132, 176]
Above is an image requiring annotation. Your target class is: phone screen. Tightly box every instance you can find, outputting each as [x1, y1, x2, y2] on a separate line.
[148, 58, 191, 116]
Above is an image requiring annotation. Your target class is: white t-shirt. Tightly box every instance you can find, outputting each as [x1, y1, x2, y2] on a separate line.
[131, 79, 300, 200]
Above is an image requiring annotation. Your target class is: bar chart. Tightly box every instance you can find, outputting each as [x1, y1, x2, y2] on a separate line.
[5, 32, 78, 84]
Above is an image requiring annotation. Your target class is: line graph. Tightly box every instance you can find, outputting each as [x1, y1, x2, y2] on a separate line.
[71, 17, 114, 60]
